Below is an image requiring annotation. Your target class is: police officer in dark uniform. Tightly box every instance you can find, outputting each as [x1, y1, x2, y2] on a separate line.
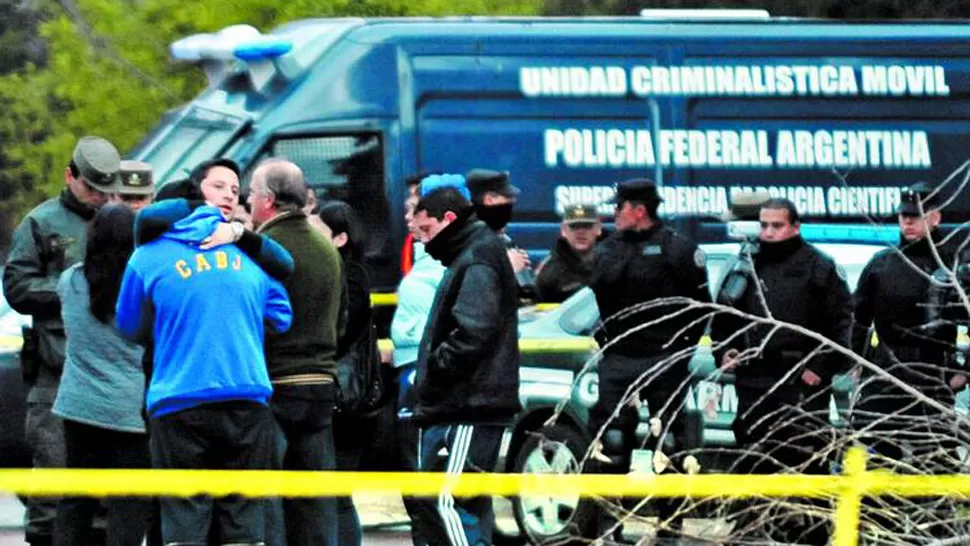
[3, 136, 120, 546]
[851, 182, 967, 539]
[536, 203, 602, 303]
[464, 168, 538, 301]
[712, 196, 852, 546]
[589, 179, 711, 544]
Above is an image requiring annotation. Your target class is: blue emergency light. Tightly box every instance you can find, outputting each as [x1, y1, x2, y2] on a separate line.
[170, 25, 292, 63]
[233, 38, 293, 62]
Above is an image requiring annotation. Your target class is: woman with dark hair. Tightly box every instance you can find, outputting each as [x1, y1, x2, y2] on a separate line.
[317, 201, 374, 546]
[52, 204, 152, 546]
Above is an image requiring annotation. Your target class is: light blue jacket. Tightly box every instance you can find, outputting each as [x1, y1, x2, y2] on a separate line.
[390, 242, 445, 367]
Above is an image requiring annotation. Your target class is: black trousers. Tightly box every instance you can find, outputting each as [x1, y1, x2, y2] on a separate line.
[588, 354, 690, 539]
[730, 384, 833, 546]
[267, 383, 338, 546]
[53, 420, 152, 546]
[149, 401, 276, 546]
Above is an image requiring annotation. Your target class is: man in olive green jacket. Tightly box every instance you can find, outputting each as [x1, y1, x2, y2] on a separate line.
[2, 136, 120, 546]
[248, 158, 343, 546]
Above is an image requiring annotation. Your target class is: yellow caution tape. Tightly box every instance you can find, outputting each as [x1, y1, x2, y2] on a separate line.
[518, 338, 598, 353]
[370, 293, 398, 307]
[2, 448, 967, 546]
[0, 468, 844, 499]
[0, 448, 967, 500]
[377, 337, 599, 355]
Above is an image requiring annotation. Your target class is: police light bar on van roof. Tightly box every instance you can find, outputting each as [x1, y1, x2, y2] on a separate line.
[169, 24, 292, 63]
[639, 8, 771, 19]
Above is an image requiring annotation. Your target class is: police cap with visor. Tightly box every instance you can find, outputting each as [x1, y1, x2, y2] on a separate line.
[72, 136, 121, 192]
[608, 178, 664, 205]
[897, 181, 941, 216]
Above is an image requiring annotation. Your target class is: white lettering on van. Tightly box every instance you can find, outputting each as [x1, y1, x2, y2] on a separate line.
[522, 65, 950, 98]
[776, 130, 931, 169]
[554, 185, 616, 216]
[520, 66, 627, 98]
[544, 129, 771, 168]
[555, 184, 903, 217]
[861, 65, 950, 97]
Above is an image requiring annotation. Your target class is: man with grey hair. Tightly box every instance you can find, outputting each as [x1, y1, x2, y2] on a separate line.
[248, 158, 344, 546]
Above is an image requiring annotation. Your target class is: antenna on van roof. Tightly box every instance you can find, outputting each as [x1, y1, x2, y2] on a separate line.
[639, 8, 771, 20]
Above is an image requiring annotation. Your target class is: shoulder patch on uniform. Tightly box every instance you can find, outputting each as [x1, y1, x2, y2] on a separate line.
[836, 264, 847, 281]
[694, 248, 707, 268]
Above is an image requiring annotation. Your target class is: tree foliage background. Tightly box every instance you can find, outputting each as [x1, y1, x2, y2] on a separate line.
[0, 0, 969, 251]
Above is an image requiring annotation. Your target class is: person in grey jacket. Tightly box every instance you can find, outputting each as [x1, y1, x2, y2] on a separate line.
[52, 204, 151, 546]
[2, 136, 120, 546]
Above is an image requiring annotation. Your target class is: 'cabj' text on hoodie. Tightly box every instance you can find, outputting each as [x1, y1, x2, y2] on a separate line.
[116, 207, 293, 418]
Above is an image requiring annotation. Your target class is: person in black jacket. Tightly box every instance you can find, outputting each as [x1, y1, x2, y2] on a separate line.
[851, 182, 967, 539]
[317, 201, 375, 546]
[536, 203, 602, 303]
[589, 179, 711, 544]
[409, 186, 520, 546]
[465, 168, 538, 303]
[712, 197, 851, 546]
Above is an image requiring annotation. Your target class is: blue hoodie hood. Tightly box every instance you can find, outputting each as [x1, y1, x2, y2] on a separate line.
[161, 206, 223, 245]
[115, 205, 294, 418]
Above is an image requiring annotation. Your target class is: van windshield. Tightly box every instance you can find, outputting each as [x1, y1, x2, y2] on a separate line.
[135, 106, 248, 184]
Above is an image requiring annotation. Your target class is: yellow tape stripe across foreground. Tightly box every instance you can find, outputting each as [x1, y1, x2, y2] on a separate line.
[1, 449, 969, 546]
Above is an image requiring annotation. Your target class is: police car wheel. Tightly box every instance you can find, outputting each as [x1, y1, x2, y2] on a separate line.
[511, 424, 596, 545]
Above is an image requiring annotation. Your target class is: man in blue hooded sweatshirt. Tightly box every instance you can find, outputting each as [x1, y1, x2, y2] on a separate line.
[115, 162, 293, 546]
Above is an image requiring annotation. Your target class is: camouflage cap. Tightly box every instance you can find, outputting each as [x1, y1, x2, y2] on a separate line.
[562, 203, 600, 225]
[115, 160, 154, 196]
[72, 136, 121, 192]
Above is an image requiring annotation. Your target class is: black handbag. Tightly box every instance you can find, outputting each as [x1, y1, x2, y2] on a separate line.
[335, 320, 389, 417]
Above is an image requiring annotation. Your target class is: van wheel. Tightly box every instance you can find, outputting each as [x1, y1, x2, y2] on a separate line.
[511, 424, 596, 545]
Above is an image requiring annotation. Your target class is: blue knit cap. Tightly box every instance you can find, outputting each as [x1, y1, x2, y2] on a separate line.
[419, 173, 469, 200]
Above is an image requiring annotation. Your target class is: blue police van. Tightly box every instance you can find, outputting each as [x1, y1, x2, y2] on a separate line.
[129, 13, 970, 295]
[123, 16, 970, 542]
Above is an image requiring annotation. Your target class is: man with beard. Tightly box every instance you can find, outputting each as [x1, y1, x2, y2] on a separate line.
[536, 203, 602, 303]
